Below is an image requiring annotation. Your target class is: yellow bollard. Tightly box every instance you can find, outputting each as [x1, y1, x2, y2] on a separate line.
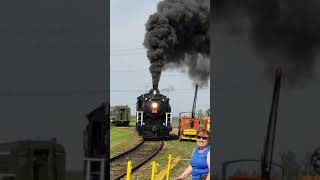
[151, 161, 157, 180]
[126, 160, 132, 180]
[166, 154, 172, 180]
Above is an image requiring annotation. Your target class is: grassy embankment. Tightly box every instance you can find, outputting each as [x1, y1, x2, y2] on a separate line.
[110, 123, 142, 158]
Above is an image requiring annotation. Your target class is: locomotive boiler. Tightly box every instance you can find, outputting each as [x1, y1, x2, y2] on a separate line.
[136, 85, 172, 139]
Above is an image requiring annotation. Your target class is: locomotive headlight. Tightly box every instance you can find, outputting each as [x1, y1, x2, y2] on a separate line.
[151, 102, 158, 109]
[151, 102, 159, 113]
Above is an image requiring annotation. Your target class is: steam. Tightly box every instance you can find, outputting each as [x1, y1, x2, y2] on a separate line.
[214, 0, 320, 84]
[144, 0, 210, 87]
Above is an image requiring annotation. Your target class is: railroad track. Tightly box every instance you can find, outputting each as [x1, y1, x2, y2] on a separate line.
[110, 140, 164, 180]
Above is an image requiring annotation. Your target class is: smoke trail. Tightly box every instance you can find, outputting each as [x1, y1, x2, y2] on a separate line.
[144, 0, 210, 87]
[214, 0, 320, 84]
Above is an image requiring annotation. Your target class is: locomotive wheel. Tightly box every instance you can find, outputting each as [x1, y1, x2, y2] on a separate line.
[311, 147, 320, 175]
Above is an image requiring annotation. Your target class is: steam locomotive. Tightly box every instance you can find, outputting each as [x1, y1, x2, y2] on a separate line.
[136, 85, 172, 139]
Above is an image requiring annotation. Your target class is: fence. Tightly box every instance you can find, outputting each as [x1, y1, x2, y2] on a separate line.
[124, 154, 190, 180]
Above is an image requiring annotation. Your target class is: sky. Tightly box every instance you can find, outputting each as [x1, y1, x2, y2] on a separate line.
[212, 21, 320, 176]
[110, 0, 210, 117]
[0, 0, 108, 170]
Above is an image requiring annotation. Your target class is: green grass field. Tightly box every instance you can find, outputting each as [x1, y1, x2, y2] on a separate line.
[110, 127, 131, 149]
[110, 126, 142, 158]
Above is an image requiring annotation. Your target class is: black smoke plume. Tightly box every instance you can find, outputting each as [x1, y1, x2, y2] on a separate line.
[214, 0, 320, 84]
[144, 0, 210, 87]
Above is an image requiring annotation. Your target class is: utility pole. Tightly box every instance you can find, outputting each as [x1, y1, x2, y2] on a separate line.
[261, 67, 282, 180]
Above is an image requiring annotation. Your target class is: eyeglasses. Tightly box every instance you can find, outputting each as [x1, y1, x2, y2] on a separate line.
[197, 136, 209, 140]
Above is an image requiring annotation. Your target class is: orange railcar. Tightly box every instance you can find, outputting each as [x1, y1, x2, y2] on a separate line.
[178, 112, 208, 141]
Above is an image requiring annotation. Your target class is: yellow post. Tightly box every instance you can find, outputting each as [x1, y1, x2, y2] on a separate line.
[151, 161, 157, 180]
[126, 160, 132, 180]
[166, 154, 172, 180]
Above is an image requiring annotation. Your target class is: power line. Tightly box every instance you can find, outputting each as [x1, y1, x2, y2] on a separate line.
[0, 25, 107, 33]
[110, 88, 208, 92]
[110, 47, 145, 52]
[111, 69, 185, 76]
[110, 47, 146, 56]
[110, 52, 146, 56]
[0, 90, 108, 97]
[0, 88, 208, 96]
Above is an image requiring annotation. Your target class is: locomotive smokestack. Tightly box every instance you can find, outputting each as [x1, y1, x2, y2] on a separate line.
[153, 84, 158, 90]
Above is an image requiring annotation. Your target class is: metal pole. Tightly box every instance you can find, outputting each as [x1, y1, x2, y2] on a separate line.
[86, 160, 90, 180]
[166, 154, 172, 180]
[100, 159, 105, 180]
[151, 161, 157, 180]
[261, 67, 282, 180]
[126, 160, 132, 180]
